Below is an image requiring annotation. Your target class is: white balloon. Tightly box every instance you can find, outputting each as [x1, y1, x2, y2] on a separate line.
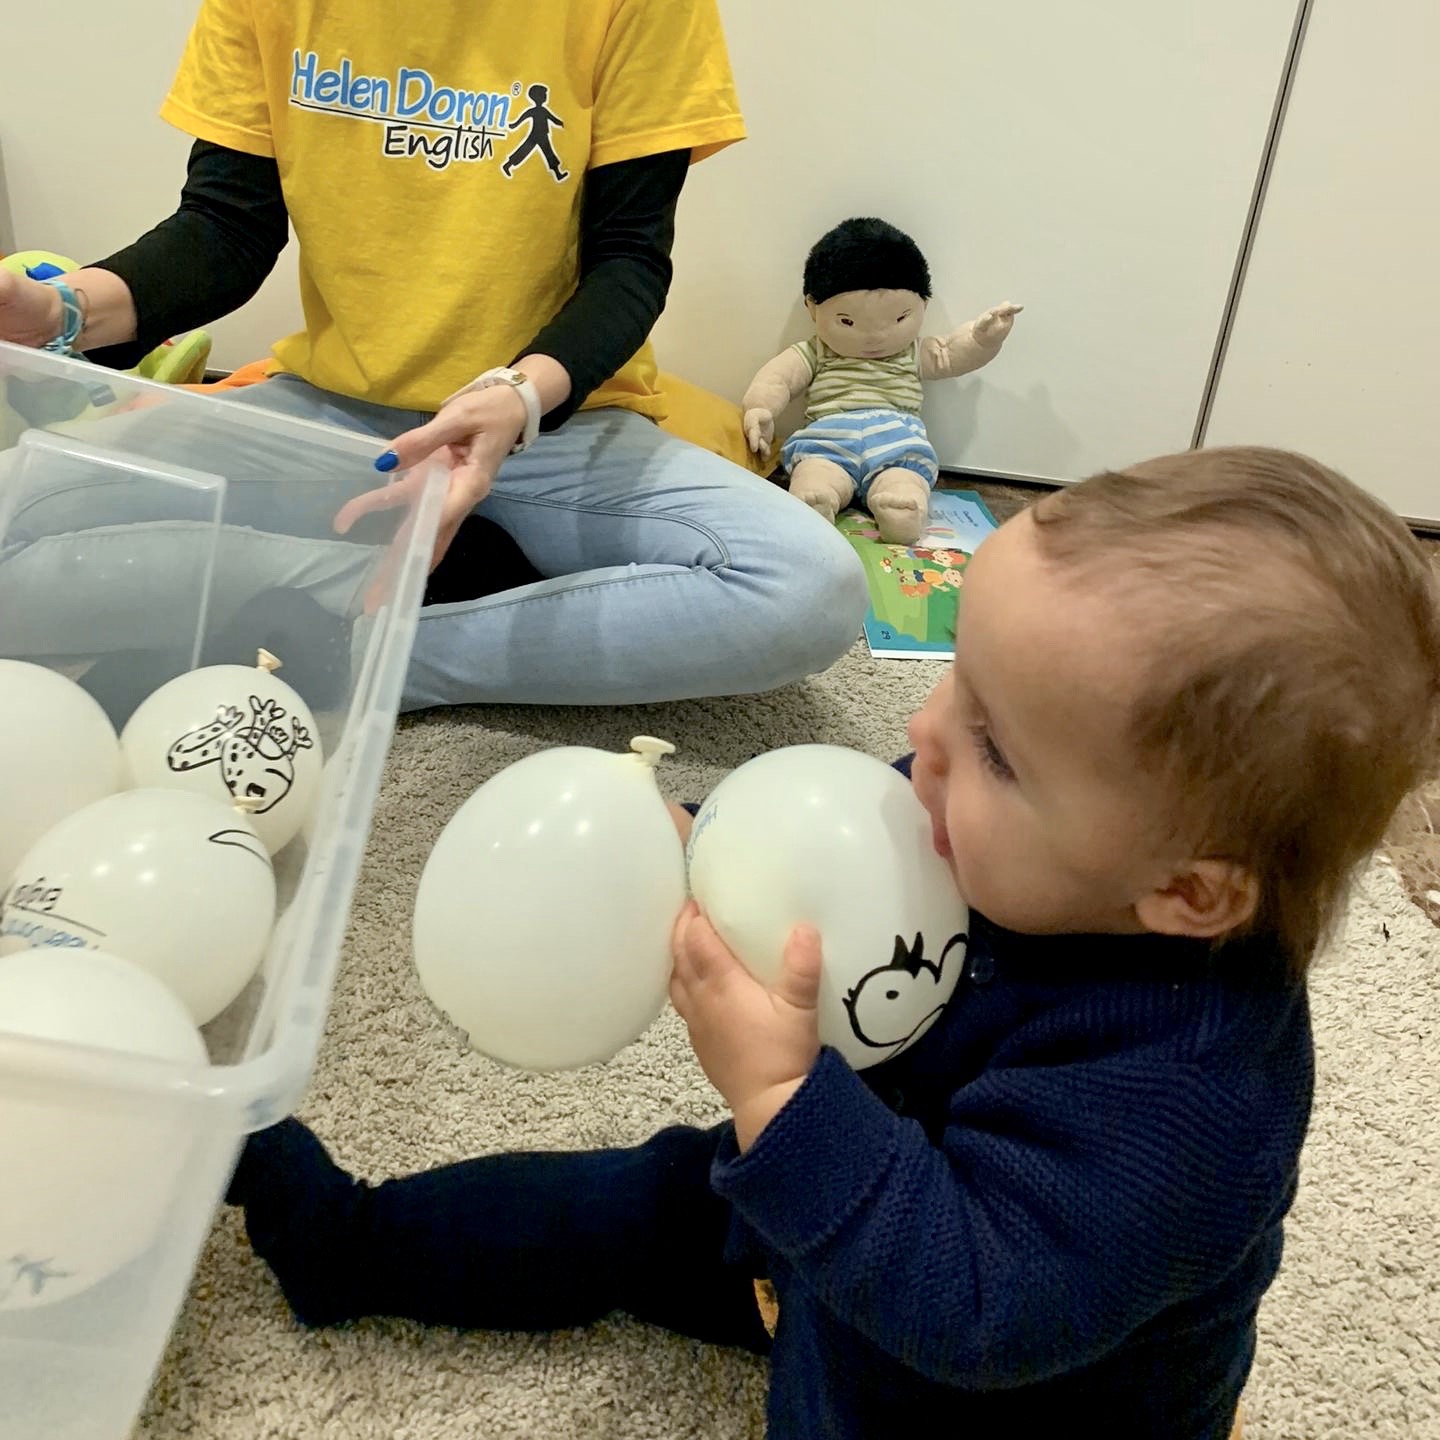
[0, 948, 207, 1311]
[300, 744, 348, 850]
[0, 660, 121, 885]
[414, 737, 687, 1072]
[686, 746, 970, 1070]
[0, 788, 276, 1025]
[120, 651, 324, 855]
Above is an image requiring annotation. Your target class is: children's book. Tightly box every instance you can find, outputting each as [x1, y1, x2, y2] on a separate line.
[837, 490, 1000, 659]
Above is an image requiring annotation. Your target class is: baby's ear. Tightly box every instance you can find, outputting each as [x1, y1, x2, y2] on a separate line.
[1135, 860, 1259, 940]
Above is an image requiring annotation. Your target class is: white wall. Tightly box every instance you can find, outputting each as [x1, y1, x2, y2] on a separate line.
[655, 0, 1299, 482]
[5, 0, 1316, 492]
[0, 1, 301, 369]
[1203, 2, 1440, 526]
[0, 145, 15, 254]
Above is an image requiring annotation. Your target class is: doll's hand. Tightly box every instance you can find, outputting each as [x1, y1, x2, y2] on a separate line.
[670, 902, 822, 1149]
[744, 407, 776, 459]
[973, 302, 1023, 346]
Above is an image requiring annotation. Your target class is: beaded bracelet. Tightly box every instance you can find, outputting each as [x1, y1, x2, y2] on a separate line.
[40, 276, 87, 355]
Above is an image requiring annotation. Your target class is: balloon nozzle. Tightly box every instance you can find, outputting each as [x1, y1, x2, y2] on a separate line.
[629, 736, 676, 768]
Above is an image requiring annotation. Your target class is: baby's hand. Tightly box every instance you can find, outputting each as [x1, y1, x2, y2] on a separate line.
[973, 302, 1023, 346]
[666, 801, 694, 845]
[670, 902, 821, 1149]
[744, 407, 775, 459]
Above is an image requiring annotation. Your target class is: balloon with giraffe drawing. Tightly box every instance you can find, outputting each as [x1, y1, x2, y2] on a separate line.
[119, 649, 324, 855]
[685, 745, 970, 1070]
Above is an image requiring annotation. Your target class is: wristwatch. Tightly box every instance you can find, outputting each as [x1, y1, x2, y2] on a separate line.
[444, 366, 542, 453]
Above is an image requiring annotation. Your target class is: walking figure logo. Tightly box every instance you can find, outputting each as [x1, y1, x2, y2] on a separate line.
[502, 84, 568, 182]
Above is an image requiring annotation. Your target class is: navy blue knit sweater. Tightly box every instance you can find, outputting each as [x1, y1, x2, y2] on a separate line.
[709, 758, 1314, 1437]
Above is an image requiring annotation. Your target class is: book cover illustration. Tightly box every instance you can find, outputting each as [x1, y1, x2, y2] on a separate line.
[837, 490, 1000, 659]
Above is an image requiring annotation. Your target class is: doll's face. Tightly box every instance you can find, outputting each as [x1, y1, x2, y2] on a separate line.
[807, 289, 927, 361]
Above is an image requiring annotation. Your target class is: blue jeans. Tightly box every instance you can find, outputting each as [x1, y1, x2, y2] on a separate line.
[224, 376, 867, 711]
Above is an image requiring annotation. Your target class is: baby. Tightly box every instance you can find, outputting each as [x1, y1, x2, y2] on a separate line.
[228, 446, 1440, 1439]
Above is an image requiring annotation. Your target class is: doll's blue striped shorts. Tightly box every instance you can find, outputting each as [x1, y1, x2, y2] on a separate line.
[781, 409, 939, 500]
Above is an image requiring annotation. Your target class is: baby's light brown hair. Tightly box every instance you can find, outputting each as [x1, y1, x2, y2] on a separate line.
[1031, 446, 1440, 976]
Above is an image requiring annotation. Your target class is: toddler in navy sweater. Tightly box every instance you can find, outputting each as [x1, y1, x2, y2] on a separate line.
[228, 446, 1440, 1438]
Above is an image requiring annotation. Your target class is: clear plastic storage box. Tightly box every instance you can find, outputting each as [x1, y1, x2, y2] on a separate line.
[0, 342, 444, 1439]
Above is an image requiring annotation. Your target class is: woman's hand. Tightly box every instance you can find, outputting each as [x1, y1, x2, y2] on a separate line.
[336, 383, 528, 571]
[336, 354, 570, 572]
[0, 269, 65, 348]
[0, 266, 138, 351]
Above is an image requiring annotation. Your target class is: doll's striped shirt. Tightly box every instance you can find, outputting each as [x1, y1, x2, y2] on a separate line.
[792, 337, 924, 424]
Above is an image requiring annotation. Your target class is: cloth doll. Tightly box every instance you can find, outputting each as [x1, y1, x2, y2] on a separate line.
[742, 217, 1020, 544]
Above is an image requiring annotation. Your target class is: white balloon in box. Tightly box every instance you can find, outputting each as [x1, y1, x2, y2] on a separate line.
[0, 948, 208, 1311]
[0, 659, 122, 885]
[0, 788, 276, 1025]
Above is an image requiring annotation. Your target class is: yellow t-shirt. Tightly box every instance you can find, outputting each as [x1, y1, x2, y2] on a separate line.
[160, 0, 746, 414]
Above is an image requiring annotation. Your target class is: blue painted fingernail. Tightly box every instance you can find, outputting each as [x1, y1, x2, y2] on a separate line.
[374, 450, 399, 473]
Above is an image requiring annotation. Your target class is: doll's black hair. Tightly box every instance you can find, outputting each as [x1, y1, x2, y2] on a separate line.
[802, 218, 932, 304]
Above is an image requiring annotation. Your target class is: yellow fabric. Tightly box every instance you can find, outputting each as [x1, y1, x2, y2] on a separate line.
[160, 0, 745, 415]
[656, 371, 779, 479]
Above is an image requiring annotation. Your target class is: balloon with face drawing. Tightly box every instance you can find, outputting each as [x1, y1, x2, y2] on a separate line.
[686, 745, 969, 1070]
[842, 931, 970, 1059]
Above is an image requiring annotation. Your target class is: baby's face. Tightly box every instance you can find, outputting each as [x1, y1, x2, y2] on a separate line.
[908, 512, 1178, 935]
[808, 288, 927, 360]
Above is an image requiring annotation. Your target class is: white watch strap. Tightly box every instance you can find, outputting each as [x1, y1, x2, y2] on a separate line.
[443, 367, 542, 452]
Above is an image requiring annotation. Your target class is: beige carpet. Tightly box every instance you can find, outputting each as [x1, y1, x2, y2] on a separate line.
[136, 640, 1440, 1440]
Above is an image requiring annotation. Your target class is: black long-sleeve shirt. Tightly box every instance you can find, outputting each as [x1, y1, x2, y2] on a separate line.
[90, 140, 689, 429]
